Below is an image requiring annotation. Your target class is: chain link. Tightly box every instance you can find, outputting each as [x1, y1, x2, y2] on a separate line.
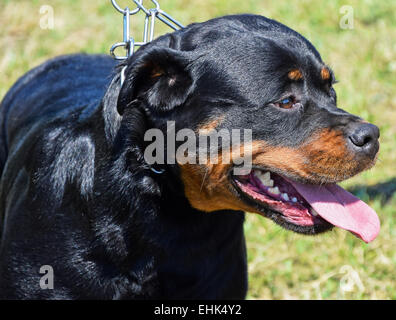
[110, 0, 184, 61]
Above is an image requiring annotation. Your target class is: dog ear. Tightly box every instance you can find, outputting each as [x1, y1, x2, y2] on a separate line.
[117, 47, 194, 115]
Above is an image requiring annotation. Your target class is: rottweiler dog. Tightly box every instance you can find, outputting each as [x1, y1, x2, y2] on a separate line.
[0, 14, 380, 299]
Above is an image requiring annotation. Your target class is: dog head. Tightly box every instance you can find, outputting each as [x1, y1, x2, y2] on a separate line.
[116, 15, 380, 241]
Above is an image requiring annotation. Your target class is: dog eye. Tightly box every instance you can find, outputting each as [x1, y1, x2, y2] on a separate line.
[276, 97, 295, 109]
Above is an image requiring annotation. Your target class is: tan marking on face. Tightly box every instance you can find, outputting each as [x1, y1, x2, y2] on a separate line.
[180, 163, 256, 213]
[197, 116, 225, 135]
[321, 67, 331, 81]
[253, 129, 375, 181]
[180, 142, 258, 212]
[288, 69, 303, 81]
[180, 128, 374, 213]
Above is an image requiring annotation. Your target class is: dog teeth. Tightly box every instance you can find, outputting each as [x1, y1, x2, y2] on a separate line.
[257, 171, 274, 187]
[311, 208, 319, 216]
[261, 178, 274, 187]
[268, 186, 280, 195]
[282, 193, 289, 201]
[261, 171, 270, 180]
[292, 197, 297, 203]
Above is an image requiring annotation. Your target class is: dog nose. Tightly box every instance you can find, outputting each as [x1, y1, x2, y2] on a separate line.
[348, 122, 380, 156]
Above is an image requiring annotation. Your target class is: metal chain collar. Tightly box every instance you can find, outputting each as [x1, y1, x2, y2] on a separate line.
[110, 0, 184, 63]
[110, 1, 183, 174]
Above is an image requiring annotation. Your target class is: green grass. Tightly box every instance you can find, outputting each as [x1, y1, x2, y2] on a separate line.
[1, 0, 395, 299]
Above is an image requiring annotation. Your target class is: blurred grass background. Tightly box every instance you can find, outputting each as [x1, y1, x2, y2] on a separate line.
[0, 0, 395, 299]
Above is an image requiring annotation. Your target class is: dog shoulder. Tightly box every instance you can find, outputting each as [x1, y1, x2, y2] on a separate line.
[30, 121, 96, 205]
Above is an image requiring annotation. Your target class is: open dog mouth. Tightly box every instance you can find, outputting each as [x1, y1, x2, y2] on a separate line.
[233, 169, 380, 243]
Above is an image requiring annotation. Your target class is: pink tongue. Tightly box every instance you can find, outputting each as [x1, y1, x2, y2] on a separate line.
[288, 181, 380, 243]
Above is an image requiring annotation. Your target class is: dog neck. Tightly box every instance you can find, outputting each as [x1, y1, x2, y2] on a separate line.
[86, 80, 247, 298]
